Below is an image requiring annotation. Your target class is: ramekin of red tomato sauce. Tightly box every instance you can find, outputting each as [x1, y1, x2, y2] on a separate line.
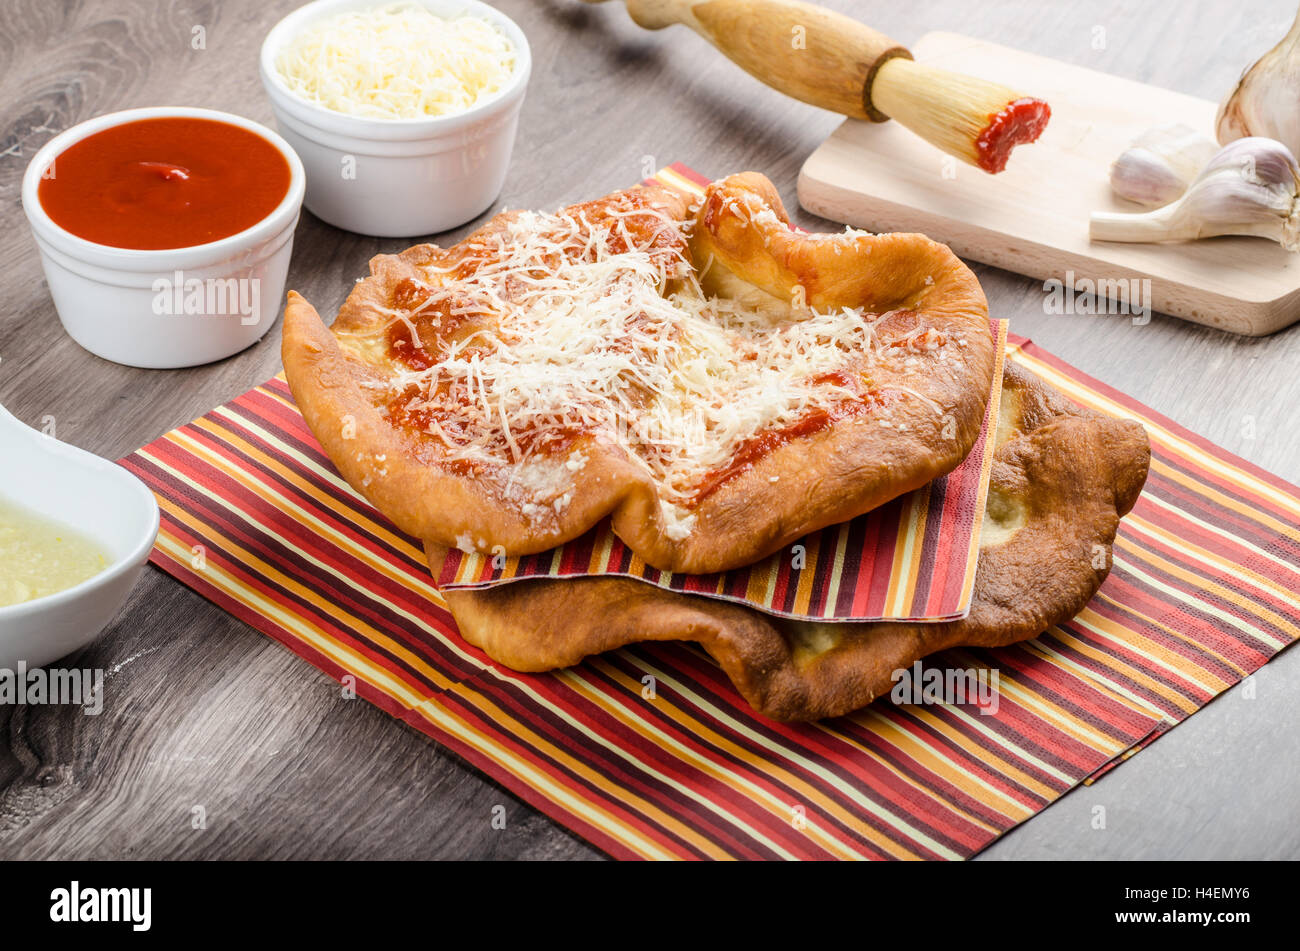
[22, 107, 305, 368]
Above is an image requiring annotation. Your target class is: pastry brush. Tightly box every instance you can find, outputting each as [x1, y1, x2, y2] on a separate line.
[580, 0, 1050, 173]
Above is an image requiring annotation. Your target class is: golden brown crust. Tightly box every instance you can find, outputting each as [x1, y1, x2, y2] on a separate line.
[283, 173, 993, 574]
[431, 363, 1152, 721]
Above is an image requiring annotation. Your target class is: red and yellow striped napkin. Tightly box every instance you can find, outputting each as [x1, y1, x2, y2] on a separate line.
[116, 166, 1300, 859]
[117, 333, 1299, 859]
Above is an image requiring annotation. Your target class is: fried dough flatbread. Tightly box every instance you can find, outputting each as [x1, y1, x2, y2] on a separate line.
[430, 363, 1151, 721]
[282, 173, 993, 574]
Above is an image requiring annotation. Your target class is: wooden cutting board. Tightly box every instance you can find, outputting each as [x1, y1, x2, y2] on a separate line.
[798, 32, 1300, 336]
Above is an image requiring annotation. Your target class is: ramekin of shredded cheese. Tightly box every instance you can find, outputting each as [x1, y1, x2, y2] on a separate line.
[274, 3, 517, 120]
[260, 0, 530, 236]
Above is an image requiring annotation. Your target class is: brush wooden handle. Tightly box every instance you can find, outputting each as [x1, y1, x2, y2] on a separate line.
[619, 0, 911, 121]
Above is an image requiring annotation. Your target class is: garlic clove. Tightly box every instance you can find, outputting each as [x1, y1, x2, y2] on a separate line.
[1091, 137, 1300, 250]
[1109, 123, 1218, 206]
[1216, 7, 1300, 159]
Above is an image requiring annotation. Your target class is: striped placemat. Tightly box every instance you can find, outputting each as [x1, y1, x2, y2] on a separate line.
[1006, 337, 1299, 754]
[116, 162, 1299, 859]
[115, 328, 1300, 859]
[438, 320, 1007, 623]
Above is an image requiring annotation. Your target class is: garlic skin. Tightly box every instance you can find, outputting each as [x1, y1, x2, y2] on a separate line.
[1216, 8, 1300, 158]
[1090, 137, 1300, 250]
[1109, 123, 1218, 206]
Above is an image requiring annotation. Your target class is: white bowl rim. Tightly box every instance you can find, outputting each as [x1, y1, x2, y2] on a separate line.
[21, 106, 306, 268]
[259, 0, 532, 137]
[0, 401, 160, 625]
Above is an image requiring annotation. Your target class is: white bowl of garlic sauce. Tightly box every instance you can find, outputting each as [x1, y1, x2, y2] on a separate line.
[0, 401, 159, 670]
[260, 0, 530, 237]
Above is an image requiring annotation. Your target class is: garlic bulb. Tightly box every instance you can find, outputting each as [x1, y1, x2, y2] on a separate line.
[1216, 7, 1300, 157]
[1090, 137, 1300, 249]
[1109, 123, 1218, 206]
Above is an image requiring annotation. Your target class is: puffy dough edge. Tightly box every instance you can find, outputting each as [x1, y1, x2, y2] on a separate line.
[431, 363, 1152, 722]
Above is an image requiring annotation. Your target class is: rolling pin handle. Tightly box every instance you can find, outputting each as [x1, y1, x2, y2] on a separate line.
[621, 0, 912, 122]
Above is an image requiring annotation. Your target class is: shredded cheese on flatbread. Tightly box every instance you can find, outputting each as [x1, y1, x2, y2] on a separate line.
[343, 201, 931, 536]
[274, 3, 516, 120]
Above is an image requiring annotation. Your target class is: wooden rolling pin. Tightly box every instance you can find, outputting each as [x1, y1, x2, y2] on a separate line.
[583, 0, 1050, 172]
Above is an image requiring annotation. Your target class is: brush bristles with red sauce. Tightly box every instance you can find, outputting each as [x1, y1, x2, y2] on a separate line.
[871, 58, 1051, 173]
[975, 97, 1051, 173]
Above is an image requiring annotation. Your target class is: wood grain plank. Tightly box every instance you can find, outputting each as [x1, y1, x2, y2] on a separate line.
[1, 0, 1297, 860]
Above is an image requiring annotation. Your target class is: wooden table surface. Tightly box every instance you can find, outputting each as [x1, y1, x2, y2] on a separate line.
[1, 0, 1297, 860]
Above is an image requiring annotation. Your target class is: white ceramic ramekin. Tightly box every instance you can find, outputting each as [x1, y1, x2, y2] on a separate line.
[0, 401, 159, 670]
[259, 0, 531, 238]
[21, 106, 306, 369]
